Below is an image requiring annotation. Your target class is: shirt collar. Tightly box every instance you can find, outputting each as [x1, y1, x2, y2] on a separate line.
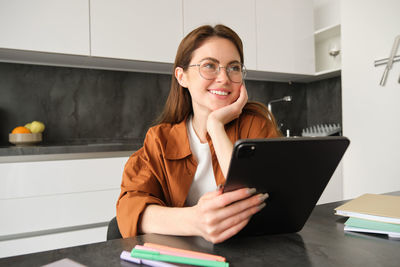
[165, 117, 192, 160]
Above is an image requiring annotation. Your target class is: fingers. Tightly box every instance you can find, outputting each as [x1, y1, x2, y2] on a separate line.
[205, 200, 266, 243]
[195, 188, 269, 243]
[238, 83, 248, 104]
[211, 192, 267, 224]
[214, 188, 257, 208]
[204, 198, 267, 244]
[200, 188, 223, 200]
[207, 219, 249, 244]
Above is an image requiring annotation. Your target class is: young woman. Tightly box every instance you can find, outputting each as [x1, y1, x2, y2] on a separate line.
[117, 24, 280, 244]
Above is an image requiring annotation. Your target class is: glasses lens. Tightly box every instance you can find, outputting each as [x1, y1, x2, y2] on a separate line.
[198, 60, 246, 83]
[227, 63, 245, 83]
[199, 61, 218, 80]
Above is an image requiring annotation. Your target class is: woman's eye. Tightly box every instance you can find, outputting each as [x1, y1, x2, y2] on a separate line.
[203, 62, 217, 70]
[229, 64, 241, 72]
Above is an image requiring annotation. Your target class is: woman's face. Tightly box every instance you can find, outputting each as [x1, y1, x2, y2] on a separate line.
[178, 37, 243, 117]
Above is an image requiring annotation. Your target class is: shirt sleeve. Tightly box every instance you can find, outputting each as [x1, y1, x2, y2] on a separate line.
[239, 113, 281, 139]
[116, 128, 167, 237]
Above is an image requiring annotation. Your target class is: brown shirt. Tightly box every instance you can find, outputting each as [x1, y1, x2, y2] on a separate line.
[116, 112, 280, 237]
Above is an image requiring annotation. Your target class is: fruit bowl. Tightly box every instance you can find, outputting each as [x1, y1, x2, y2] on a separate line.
[9, 133, 42, 146]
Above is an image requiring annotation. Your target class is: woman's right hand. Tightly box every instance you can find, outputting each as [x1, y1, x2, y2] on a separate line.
[191, 187, 268, 243]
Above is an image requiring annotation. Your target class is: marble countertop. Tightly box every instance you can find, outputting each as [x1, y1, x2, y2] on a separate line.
[0, 139, 143, 163]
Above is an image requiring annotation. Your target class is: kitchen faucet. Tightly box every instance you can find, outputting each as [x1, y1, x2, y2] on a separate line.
[267, 96, 292, 113]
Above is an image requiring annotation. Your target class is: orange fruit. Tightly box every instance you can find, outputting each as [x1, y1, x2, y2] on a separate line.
[11, 126, 32, 134]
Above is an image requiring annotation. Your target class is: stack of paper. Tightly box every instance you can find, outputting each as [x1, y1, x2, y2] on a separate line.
[334, 193, 400, 238]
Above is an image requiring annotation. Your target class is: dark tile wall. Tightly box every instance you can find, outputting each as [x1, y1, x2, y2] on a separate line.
[0, 62, 341, 146]
[306, 77, 342, 126]
[246, 80, 307, 136]
[0, 63, 170, 146]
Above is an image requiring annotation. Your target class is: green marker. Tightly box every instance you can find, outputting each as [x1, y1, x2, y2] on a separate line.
[131, 248, 229, 267]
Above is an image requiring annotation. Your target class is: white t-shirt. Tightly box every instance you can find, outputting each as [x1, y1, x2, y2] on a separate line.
[184, 116, 216, 206]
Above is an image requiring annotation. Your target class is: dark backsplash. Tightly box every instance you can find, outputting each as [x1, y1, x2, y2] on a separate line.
[0, 62, 341, 145]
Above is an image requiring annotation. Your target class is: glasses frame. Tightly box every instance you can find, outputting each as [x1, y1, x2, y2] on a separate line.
[188, 60, 247, 83]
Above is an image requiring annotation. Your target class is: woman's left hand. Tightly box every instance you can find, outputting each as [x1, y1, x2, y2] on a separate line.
[206, 83, 248, 177]
[207, 83, 248, 131]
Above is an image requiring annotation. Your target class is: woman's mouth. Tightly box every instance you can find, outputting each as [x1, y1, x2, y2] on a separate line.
[209, 90, 230, 96]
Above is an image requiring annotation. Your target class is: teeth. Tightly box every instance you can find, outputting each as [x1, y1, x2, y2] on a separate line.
[210, 90, 228, 96]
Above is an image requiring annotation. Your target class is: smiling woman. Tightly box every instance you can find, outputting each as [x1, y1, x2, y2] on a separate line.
[116, 24, 281, 244]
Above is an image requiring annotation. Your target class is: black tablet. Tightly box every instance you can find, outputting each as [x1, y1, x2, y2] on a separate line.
[223, 136, 350, 236]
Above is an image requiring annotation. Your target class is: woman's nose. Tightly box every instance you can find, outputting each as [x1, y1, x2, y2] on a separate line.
[215, 67, 230, 83]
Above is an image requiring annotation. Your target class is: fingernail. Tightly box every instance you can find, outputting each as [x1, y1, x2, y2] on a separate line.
[259, 193, 269, 202]
[258, 202, 266, 211]
[247, 188, 257, 195]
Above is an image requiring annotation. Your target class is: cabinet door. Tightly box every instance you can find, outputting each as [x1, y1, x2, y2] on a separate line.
[90, 0, 183, 63]
[256, 0, 315, 74]
[0, 157, 127, 236]
[183, 0, 257, 70]
[0, 0, 90, 55]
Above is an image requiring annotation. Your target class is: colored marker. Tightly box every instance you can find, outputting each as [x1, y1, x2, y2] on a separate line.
[136, 244, 226, 262]
[120, 251, 179, 267]
[131, 249, 229, 267]
[143, 242, 226, 262]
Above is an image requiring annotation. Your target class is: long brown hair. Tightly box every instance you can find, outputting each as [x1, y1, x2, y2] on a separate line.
[155, 24, 278, 131]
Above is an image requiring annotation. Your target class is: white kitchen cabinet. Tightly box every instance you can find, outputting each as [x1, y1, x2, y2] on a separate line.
[313, 0, 341, 75]
[0, 156, 128, 257]
[314, 24, 341, 74]
[183, 0, 257, 70]
[256, 0, 315, 75]
[90, 0, 183, 63]
[0, 0, 90, 55]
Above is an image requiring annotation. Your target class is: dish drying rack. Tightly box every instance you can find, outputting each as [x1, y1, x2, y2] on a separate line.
[302, 124, 341, 137]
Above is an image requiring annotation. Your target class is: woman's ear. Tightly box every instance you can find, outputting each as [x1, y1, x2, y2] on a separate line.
[175, 67, 188, 88]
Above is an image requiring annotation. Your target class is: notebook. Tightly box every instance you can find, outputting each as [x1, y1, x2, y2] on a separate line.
[335, 193, 400, 224]
[223, 136, 350, 236]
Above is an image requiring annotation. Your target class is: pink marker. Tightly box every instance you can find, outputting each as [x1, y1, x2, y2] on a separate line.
[139, 243, 226, 262]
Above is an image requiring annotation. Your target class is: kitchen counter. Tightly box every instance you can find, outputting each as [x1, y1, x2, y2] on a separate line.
[0, 139, 143, 163]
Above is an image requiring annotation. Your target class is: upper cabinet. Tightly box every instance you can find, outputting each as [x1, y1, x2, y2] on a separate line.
[0, 0, 90, 55]
[183, 0, 257, 70]
[256, 0, 315, 75]
[314, 24, 341, 74]
[0, 0, 323, 81]
[313, 0, 341, 75]
[90, 0, 183, 63]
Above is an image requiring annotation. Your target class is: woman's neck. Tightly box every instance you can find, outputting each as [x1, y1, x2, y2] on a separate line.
[192, 113, 208, 143]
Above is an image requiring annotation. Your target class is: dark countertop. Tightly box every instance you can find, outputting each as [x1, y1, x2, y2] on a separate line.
[1, 192, 399, 267]
[0, 139, 143, 162]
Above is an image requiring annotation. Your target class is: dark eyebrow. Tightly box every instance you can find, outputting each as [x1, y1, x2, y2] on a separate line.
[200, 58, 242, 65]
[228, 60, 242, 65]
[200, 57, 219, 63]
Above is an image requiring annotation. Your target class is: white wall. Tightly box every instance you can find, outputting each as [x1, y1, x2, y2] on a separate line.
[341, 0, 400, 198]
[313, 0, 340, 30]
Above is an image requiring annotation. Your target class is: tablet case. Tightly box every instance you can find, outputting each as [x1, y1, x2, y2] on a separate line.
[223, 136, 350, 236]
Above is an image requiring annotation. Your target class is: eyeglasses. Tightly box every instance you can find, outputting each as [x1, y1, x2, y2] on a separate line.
[188, 59, 246, 83]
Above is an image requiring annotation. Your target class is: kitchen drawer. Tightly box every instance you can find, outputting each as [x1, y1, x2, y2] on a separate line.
[0, 157, 128, 199]
[0, 225, 107, 258]
[0, 189, 119, 236]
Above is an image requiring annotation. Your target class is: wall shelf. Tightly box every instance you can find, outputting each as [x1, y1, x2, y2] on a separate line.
[314, 24, 341, 73]
[315, 24, 341, 42]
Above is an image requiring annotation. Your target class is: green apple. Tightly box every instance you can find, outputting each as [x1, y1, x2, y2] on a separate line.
[30, 121, 45, 133]
[24, 123, 32, 131]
